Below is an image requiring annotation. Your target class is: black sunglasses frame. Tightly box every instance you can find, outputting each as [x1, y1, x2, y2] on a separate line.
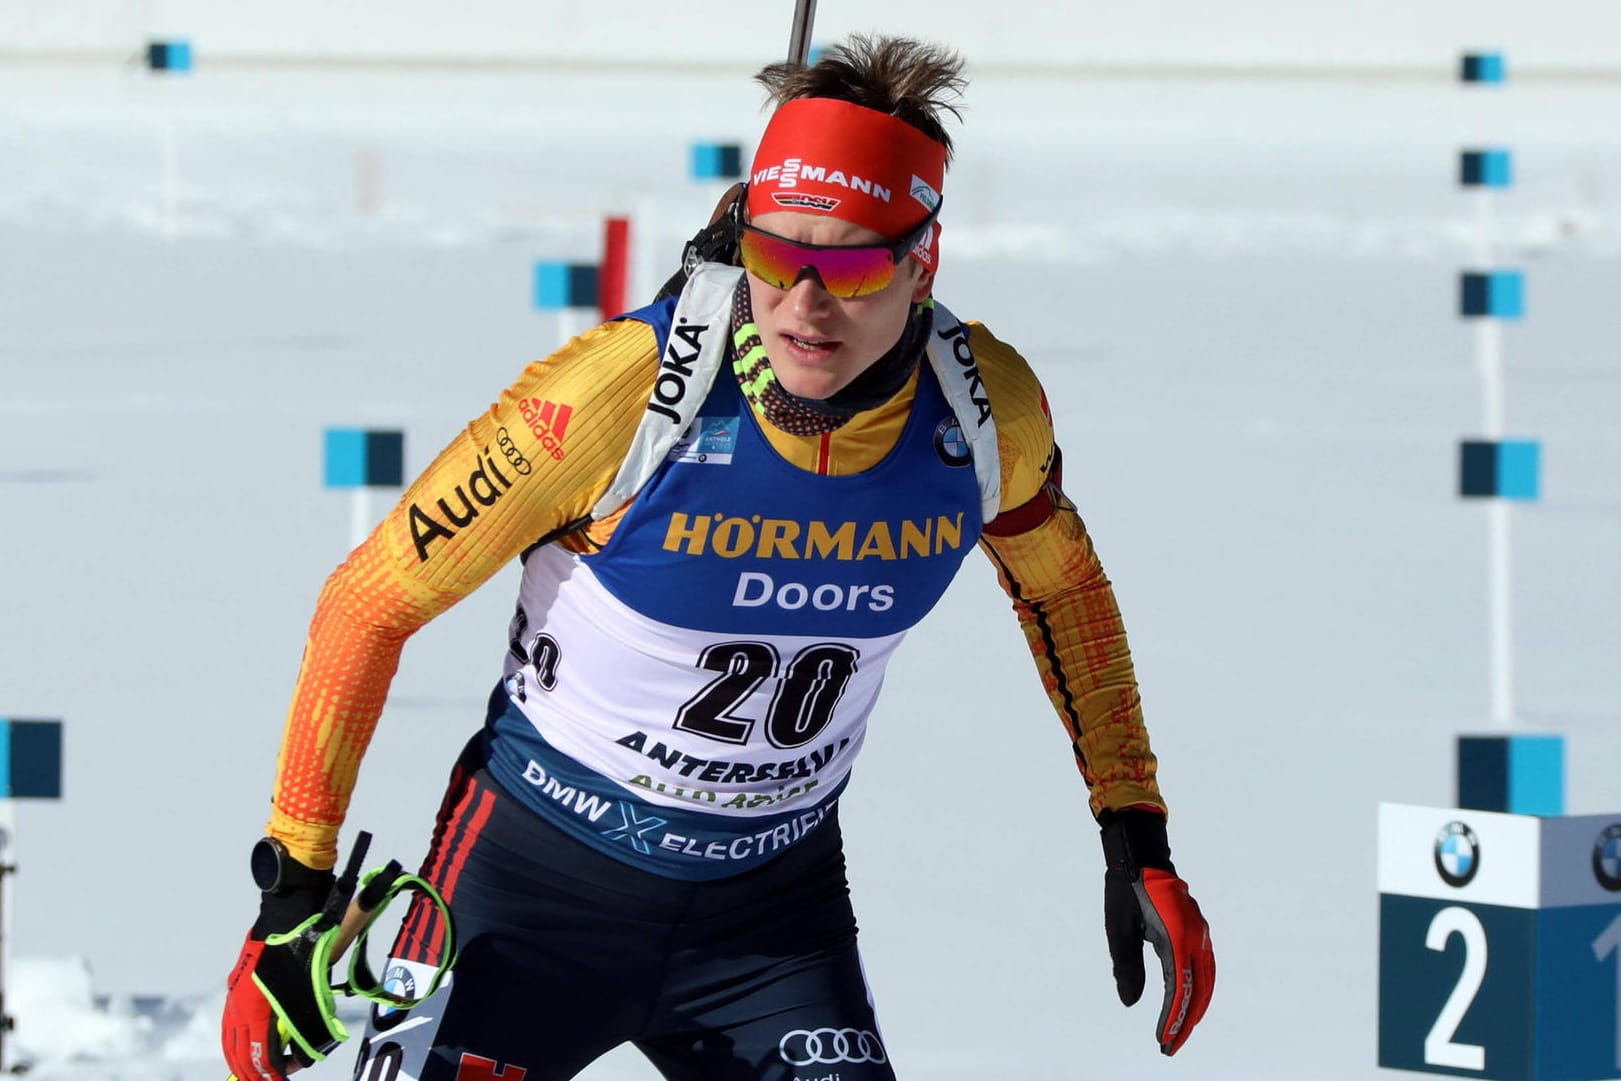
[732, 186, 945, 265]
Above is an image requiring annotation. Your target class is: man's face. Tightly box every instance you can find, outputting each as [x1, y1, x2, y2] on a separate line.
[744, 211, 935, 401]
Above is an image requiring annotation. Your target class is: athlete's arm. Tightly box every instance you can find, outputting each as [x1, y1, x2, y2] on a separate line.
[969, 323, 1165, 818]
[268, 319, 661, 869]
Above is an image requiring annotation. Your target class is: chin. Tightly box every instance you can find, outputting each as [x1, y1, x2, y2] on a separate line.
[776, 370, 847, 402]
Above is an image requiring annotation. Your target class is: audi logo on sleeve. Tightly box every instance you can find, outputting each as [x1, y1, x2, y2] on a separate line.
[778, 1028, 888, 1066]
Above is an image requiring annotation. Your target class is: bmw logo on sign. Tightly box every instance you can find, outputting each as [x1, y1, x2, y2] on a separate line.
[1433, 821, 1481, 888]
[1593, 823, 1621, 892]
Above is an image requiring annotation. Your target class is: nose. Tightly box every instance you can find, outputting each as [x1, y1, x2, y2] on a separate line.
[785, 268, 833, 313]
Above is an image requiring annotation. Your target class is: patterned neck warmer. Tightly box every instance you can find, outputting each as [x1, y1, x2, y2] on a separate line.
[730, 282, 931, 437]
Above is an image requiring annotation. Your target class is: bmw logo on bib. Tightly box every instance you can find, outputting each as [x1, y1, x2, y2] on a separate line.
[933, 417, 971, 467]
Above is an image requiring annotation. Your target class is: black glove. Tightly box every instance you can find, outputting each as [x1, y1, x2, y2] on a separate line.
[222, 856, 345, 1079]
[1100, 808, 1216, 1055]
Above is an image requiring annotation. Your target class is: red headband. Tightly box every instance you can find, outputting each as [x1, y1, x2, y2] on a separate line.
[748, 97, 947, 268]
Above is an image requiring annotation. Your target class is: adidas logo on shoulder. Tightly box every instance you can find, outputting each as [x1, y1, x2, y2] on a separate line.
[520, 398, 573, 461]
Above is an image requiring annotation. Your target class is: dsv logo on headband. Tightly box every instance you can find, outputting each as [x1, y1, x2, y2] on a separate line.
[779, 1028, 888, 1067]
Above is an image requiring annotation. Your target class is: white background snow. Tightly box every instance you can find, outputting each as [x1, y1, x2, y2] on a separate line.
[2, 1, 1620, 1078]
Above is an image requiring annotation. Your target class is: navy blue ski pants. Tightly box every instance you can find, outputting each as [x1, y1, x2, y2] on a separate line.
[350, 741, 896, 1081]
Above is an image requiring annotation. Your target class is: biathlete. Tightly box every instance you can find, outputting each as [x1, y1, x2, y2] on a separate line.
[222, 33, 1215, 1081]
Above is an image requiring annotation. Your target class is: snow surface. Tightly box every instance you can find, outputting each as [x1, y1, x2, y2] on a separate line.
[2, 38, 1619, 1081]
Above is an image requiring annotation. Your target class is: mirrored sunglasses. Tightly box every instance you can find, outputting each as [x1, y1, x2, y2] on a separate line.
[735, 198, 943, 299]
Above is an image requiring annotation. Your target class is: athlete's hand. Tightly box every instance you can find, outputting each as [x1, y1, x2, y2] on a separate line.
[222, 866, 343, 1080]
[1099, 808, 1215, 1056]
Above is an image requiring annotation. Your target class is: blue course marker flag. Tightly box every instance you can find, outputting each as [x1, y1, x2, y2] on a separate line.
[1, 718, 64, 799]
[1457, 734, 1564, 815]
[1459, 439, 1541, 500]
[324, 428, 405, 488]
[534, 263, 600, 310]
[1460, 149, 1513, 188]
[146, 40, 194, 72]
[691, 143, 744, 181]
[1460, 52, 1506, 84]
[1459, 270, 1524, 319]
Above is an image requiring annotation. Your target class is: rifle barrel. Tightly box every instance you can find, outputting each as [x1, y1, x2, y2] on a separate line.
[787, 0, 818, 65]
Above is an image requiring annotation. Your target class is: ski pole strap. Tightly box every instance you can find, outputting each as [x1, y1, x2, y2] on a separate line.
[338, 862, 458, 1009]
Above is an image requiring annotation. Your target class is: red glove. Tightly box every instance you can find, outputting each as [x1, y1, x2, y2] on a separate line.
[1100, 809, 1216, 1055]
[223, 935, 293, 1081]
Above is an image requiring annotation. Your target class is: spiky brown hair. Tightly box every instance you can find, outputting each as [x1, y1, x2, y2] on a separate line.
[754, 34, 967, 166]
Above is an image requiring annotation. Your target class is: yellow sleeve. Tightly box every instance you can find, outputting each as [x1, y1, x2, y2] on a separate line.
[971, 323, 1166, 819]
[268, 319, 659, 868]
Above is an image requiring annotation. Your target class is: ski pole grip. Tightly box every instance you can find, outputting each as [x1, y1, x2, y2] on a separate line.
[333, 858, 404, 960]
[322, 830, 372, 924]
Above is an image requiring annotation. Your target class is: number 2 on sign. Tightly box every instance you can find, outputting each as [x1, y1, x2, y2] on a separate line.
[1424, 906, 1487, 1071]
[1593, 912, 1621, 1071]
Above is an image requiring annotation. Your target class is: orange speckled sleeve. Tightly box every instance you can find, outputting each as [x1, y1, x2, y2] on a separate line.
[269, 319, 660, 868]
[972, 324, 1166, 819]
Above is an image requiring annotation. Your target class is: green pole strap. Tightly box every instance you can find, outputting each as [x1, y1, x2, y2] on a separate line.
[339, 865, 458, 1009]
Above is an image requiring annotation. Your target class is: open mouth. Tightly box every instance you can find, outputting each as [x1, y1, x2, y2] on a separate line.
[785, 333, 837, 353]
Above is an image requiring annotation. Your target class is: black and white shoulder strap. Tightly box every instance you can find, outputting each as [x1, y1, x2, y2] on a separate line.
[592, 263, 741, 520]
[924, 301, 1002, 523]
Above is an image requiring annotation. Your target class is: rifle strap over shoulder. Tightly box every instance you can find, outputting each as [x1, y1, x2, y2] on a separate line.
[593, 263, 742, 520]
